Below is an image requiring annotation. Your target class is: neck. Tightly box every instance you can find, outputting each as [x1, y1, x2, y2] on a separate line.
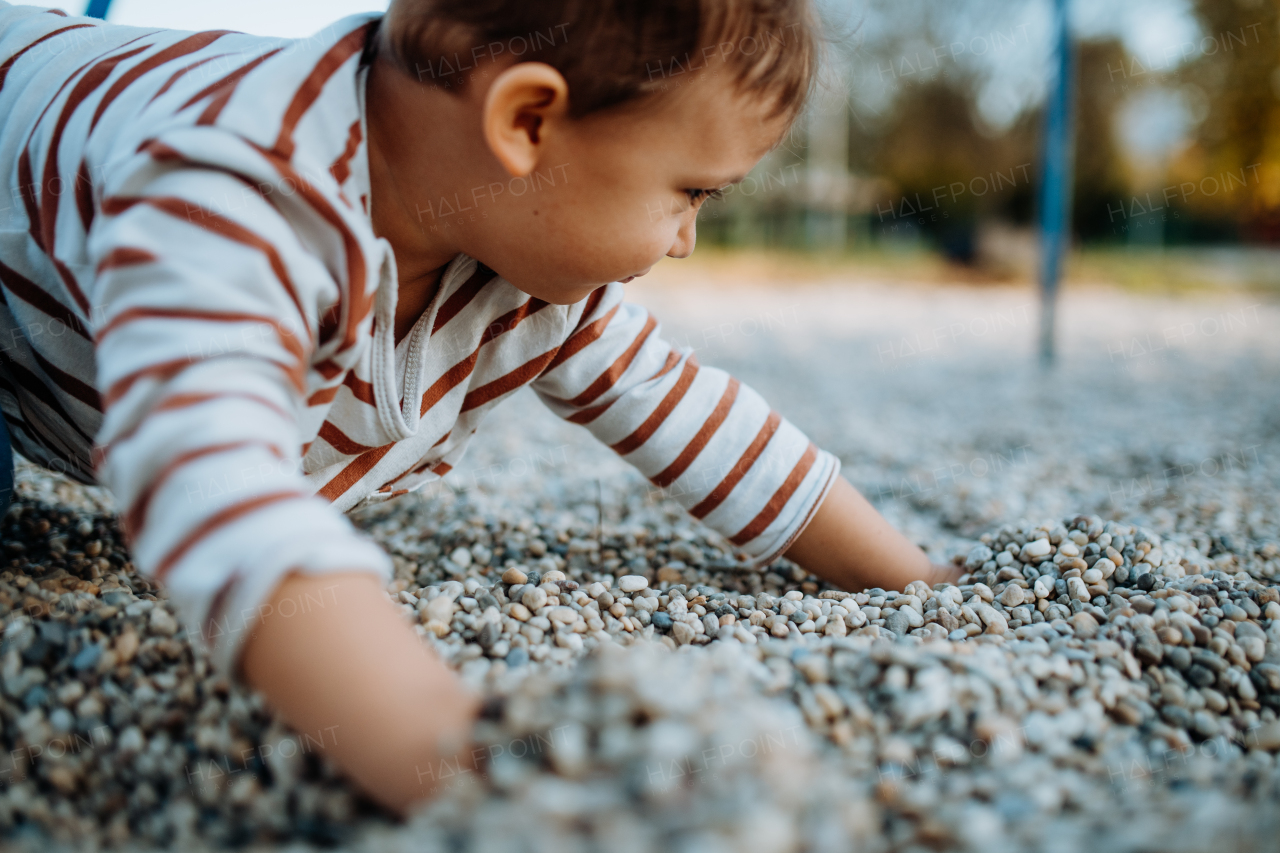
[364, 55, 467, 341]
[366, 62, 454, 269]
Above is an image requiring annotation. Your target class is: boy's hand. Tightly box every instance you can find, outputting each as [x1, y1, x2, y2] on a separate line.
[240, 571, 480, 814]
[784, 477, 956, 593]
[926, 562, 966, 587]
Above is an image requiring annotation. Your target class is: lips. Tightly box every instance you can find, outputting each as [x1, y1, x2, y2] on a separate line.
[619, 267, 652, 284]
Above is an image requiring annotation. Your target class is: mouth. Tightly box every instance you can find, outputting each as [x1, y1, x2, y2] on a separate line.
[618, 268, 652, 284]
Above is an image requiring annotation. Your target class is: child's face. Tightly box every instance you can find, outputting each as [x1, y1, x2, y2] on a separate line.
[467, 71, 789, 304]
[370, 54, 791, 306]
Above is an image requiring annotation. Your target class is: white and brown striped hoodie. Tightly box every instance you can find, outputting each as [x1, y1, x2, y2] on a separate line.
[0, 4, 839, 672]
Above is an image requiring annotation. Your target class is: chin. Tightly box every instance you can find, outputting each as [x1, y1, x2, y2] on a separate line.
[508, 283, 596, 306]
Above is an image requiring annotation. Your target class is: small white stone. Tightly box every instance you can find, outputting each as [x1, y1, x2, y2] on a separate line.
[983, 610, 1008, 635]
[1238, 636, 1265, 662]
[427, 596, 455, 623]
[554, 631, 583, 651]
[633, 596, 659, 613]
[149, 606, 177, 636]
[548, 606, 578, 624]
[1020, 538, 1052, 559]
[1067, 577, 1090, 601]
[116, 726, 145, 757]
[522, 587, 549, 610]
[449, 547, 473, 568]
[813, 684, 845, 718]
[999, 586, 1025, 608]
[1070, 611, 1099, 639]
[618, 575, 649, 593]
[976, 605, 1001, 627]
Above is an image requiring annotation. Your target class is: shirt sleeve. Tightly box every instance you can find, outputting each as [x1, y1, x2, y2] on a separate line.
[86, 133, 391, 676]
[531, 283, 840, 567]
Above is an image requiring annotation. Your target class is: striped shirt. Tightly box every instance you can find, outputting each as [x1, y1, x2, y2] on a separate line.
[0, 4, 840, 673]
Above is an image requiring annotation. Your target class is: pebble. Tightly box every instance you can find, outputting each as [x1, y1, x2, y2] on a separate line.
[4, 464, 1280, 853]
[618, 575, 649, 593]
[671, 621, 696, 645]
[522, 587, 548, 610]
[1020, 537, 1052, 560]
[998, 585, 1025, 608]
[1070, 611, 1100, 639]
[71, 643, 102, 672]
[1222, 603, 1248, 622]
[884, 610, 910, 636]
[148, 605, 177, 636]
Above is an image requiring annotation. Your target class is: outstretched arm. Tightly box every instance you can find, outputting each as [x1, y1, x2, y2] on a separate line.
[241, 572, 479, 813]
[531, 284, 956, 593]
[783, 476, 962, 591]
[532, 285, 841, 569]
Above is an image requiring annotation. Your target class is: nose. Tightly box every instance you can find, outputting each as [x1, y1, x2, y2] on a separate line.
[666, 211, 697, 259]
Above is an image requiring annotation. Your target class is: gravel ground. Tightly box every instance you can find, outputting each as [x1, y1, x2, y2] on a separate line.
[0, 276, 1277, 851]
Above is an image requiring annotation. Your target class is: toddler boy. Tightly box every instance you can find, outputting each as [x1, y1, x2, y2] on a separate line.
[0, 0, 956, 810]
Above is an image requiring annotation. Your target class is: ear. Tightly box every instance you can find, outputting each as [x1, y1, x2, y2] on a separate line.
[481, 62, 569, 178]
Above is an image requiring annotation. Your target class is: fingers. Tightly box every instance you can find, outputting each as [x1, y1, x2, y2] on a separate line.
[927, 562, 965, 587]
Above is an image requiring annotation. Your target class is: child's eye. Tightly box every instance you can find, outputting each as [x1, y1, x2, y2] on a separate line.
[684, 187, 725, 205]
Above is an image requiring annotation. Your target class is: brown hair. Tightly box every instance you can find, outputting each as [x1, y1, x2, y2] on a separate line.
[379, 0, 820, 122]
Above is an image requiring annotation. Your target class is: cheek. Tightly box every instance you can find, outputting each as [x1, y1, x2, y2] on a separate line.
[564, 189, 679, 266]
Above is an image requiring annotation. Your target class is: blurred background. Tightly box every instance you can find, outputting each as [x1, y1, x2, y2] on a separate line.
[702, 0, 1280, 291]
[38, 0, 1280, 288]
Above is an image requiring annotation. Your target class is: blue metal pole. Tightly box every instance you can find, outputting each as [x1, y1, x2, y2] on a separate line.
[1037, 0, 1075, 368]
[84, 0, 113, 19]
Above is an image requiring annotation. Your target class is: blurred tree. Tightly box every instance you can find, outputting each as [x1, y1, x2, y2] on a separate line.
[1175, 0, 1280, 241]
[696, 0, 1277, 251]
[858, 76, 1038, 261]
[1071, 39, 1132, 242]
